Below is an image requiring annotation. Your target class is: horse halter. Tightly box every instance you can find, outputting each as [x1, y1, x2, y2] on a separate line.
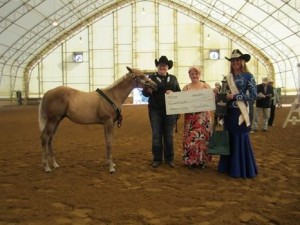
[128, 72, 154, 89]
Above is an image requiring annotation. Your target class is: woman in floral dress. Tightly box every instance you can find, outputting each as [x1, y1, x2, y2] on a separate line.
[182, 66, 213, 169]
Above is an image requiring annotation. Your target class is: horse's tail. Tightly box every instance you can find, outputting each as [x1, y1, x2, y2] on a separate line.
[38, 98, 47, 132]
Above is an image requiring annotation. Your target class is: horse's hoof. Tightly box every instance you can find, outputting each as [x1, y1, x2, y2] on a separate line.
[53, 162, 60, 169]
[45, 168, 52, 173]
[109, 167, 116, 173]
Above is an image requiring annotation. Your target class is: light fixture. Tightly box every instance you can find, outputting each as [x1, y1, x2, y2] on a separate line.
[52, 20, 58, 27]
[52, 1, 58, 27]
[79, 37, 83, 43]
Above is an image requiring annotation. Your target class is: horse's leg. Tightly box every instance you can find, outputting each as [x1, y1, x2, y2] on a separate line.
[41, 119, 60, 172]
[103, 122, 115, 173]
[41, 123, 52, 172]
[48, 120, 62, 169]
[48, 136, 60, 169]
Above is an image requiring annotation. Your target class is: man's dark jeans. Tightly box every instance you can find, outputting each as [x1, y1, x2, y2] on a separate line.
[149, 108, 177, 163]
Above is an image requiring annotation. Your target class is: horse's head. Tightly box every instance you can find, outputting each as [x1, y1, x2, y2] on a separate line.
[126, 67, 158, 91]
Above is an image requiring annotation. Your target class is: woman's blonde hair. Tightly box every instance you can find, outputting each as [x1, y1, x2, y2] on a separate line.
[230, 60, 250, 73]
[188, 65, 202, 75]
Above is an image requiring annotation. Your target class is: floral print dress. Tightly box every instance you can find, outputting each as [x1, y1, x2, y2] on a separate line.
[182, 83, 213, 167]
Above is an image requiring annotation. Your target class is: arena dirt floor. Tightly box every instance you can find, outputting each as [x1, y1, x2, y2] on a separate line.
[0, 104, 299, 225]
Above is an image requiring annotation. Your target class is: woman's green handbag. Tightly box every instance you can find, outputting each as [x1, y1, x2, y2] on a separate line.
[208, 123, 230, 155]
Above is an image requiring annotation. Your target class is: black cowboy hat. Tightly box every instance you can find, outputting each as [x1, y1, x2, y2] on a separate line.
[155, 56, 173, 70]
[225, 49, 251, 62]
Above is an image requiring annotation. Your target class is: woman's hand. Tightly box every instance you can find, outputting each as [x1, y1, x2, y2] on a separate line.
[166, 90, 173, 94]
[226, 93, 234, 100]
[213, 88, 219, 95]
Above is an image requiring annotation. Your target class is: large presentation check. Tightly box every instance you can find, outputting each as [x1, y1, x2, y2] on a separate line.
[165, 89, 216, 115]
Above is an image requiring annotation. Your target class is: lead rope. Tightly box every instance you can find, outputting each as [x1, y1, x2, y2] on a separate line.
[95, 88, 123, 128]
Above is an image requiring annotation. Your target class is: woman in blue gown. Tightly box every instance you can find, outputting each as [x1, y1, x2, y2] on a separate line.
[217, 49, 258, 178]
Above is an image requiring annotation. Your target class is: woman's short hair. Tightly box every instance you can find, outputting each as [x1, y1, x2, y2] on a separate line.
[188, 65, 202, 74]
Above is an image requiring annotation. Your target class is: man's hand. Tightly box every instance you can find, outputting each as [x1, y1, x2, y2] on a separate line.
[144, 87, 153, 94]
[257, 92, 266, 99]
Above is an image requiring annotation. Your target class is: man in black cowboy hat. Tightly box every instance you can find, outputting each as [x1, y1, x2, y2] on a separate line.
[142, 55, 181, 168]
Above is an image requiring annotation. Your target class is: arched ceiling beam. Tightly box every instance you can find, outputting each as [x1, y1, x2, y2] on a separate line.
[167, 0, 273, 69]
[24, 0, 275, 76]
[18, 0, 299, 97]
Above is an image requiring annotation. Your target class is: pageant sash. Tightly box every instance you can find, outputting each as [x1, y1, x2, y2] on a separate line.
[227, 73, 250, 127]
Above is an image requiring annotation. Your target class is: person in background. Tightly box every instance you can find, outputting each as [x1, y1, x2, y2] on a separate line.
[142, 56, 181, 168]
[182, 66, 213, 169]
[16, 90, 22, 105]
[268, 79, 280, 127]
[252, 77, 274, 132]
[214, 82, 221, 93]
[248, 89, 256, 133]
[218, 49, 258, 178]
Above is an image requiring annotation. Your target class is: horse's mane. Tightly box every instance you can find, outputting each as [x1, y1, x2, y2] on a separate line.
[103, 73, 129, 90]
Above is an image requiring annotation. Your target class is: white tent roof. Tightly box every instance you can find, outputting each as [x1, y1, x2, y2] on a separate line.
[0, 0, 299, 95]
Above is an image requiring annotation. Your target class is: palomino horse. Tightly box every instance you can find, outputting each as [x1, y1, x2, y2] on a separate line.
[38, 67, 157, 173]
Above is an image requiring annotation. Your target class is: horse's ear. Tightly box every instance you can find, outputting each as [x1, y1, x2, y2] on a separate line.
[126, 66, 132, 73]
